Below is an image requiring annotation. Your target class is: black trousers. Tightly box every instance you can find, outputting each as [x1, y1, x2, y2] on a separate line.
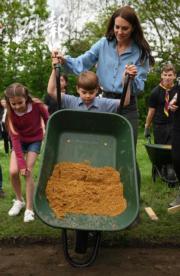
[153, 123, 173, 145]
[103, 92, 139, 146]
[172, 130, 180, 182]
[103, 92, 140, 193]
[0, 165, 2, 190]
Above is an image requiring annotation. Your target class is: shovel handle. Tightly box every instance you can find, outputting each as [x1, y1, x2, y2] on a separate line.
[54, 63, 61, 110]
[117, 73, 131, 114]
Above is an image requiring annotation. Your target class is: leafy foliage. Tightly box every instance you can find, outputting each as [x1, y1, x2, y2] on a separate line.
[0, 1, 179, 120]
[0, 0, 51, 99]
[132, 0, 180, 67]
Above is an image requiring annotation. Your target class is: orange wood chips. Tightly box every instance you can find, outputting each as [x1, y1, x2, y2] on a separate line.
[46, 162, 127, 218]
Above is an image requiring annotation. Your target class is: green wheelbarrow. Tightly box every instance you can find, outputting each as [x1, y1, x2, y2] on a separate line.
[34, 109, 139, 267]
[34, 66, 139, 267]
[144, 137, 178, 187]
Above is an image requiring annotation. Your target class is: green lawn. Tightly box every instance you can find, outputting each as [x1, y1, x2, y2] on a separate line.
[0, 131, 180, 245]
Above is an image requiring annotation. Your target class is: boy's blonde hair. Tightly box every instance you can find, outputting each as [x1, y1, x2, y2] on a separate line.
[77, 71, 99, 90]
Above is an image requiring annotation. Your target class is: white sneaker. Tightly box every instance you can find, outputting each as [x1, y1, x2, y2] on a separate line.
[24, 209, 35, 223]
[8, 199, 25, 216]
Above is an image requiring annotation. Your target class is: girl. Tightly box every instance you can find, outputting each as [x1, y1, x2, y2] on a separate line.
[5, 83, 49, 222]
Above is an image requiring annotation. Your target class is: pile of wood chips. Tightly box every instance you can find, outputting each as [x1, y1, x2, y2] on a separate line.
[46, 162, 127, 218]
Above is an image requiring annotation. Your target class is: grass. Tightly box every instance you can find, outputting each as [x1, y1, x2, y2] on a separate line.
[0, 130, 180, 245]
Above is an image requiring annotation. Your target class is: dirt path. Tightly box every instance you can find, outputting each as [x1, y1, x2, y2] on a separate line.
[0, 244, 180, 275]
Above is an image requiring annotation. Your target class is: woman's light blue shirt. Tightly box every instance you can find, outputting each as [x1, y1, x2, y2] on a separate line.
[64, 37, 150, 95]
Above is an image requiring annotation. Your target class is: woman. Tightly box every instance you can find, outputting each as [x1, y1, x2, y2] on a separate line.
[52, 5, 154, 192]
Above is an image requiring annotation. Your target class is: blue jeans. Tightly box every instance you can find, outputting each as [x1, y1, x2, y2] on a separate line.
[21, 141, 42, 154]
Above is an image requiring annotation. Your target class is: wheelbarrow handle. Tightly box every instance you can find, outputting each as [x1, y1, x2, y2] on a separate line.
[147, 136, 151, 144]
[54, 63, 61, 110]
[117, 73, 131, 114]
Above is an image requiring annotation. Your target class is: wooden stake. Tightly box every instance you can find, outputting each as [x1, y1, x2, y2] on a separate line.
[144, 207, 159, 221]
[168, 204, 180, 214]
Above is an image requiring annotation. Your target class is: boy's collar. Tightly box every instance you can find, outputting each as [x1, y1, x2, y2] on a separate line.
[78, 97, 99, 108]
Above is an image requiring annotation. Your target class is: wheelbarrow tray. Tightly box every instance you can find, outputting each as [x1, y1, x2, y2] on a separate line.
[34, 110, 139, 231]
[145, 143, 172, 167]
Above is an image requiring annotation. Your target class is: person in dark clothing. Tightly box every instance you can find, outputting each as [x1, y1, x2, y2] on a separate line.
[0, 165, 5, 198]
[0, 98, 11, 154]
[0, 99, 8, 197]
[168, 75, 180, 206]
[144, 64, 179, 184]
[144, 64, 178, 144]
[45, 72, 68, 114]
[171, 96, 180, 181]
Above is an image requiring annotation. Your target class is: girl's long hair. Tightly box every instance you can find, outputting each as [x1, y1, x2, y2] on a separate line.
[4, 83, 39, 135]
[106, 6, 155, 66]
[4, 83, 32, 106]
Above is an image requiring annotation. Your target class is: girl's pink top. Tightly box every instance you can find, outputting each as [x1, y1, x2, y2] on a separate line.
[9, 102, 49, 170]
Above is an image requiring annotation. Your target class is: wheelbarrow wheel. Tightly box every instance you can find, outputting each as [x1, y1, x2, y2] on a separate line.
[159, 165, 178, 187]
[62, 229, 101, 268]
[166, 165, 178, 188]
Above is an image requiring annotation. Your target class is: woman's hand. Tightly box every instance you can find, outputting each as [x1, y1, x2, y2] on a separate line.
[51, 50, 65, 66]
[125, 64, 137, 79]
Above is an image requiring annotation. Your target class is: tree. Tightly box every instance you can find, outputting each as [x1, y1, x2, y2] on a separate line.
[64, 5, 116, 56]
[0, 0, 51, 98]
[131, 0, 180, 125]
[132, 0, 180, 67]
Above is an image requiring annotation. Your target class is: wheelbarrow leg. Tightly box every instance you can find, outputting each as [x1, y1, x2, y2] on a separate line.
[75, 230, 88, 254]
[152, 165, 157, 182]
[62, 229, 101, 268]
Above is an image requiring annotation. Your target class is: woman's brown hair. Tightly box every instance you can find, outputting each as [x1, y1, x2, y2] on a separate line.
[106, 6, 155, 66]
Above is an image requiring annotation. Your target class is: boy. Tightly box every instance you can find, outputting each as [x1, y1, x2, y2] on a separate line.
[144, 64, 177, 144]
[47, 70, 130, 112]
[145, 64, 178, 145]
[144, 63, 178, 183]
